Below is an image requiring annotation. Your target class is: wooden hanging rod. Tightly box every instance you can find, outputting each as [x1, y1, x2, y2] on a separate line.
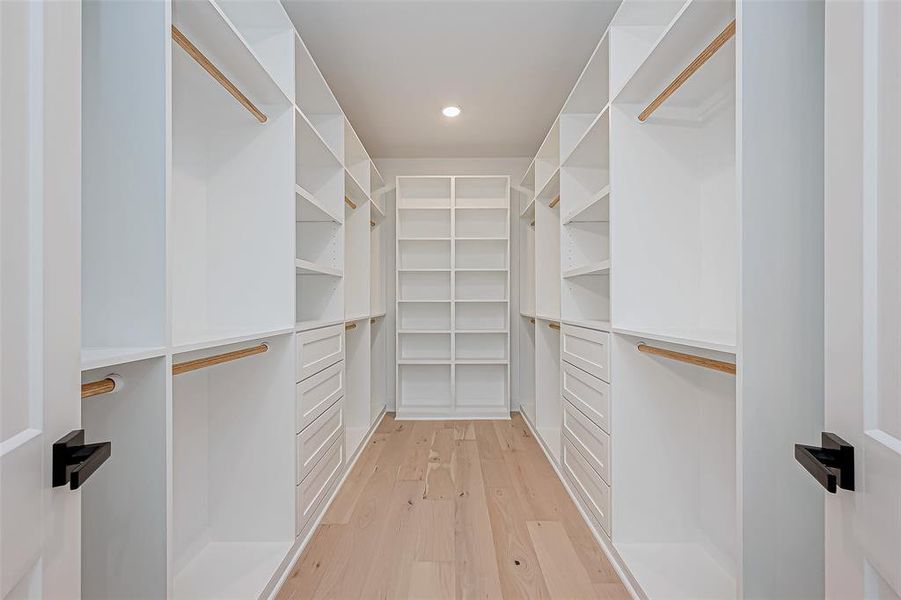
[370, 318, 376, 324]
[549, 196, 560, 209]
[530, 220, 535, 227]
[173, 342, 268, 376]
[344, 196, 357, 210]
[637, 342, 736, 375]
[548, 322, 561, 330]
[638, 19, 736, 123]
[345, 322, 357, 331]
[171, 25, 267, 124]
[82, 377, 117, 399]
[529, 318, 535, 324]
[370, 220, 376, 227]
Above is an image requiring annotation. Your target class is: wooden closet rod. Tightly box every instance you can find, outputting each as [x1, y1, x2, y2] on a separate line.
[529, 318, 535, 324]
[529, 220, 535, 227]
[345, 322, 357, 331]
[637, 342, 736, 375]
[548, 322, 561, 330]
[370, 220, 376, 227]
[82, 377, 118, 399]
[549, 196, 560, 209]
[344, 196, 357, 210]
[171, 26, 267, 124]
[172, 342, 268, 376]
[638, 19, 736, 122]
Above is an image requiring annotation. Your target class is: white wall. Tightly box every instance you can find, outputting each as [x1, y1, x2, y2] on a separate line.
[374, 157, 531, 411]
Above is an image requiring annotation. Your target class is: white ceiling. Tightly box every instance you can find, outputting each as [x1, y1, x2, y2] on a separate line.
[282, 1, 620, 158]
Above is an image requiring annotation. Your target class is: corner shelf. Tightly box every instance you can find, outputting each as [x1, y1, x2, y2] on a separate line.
[563, 185, 610, 224]
[563, 260, 611, 278]
[296, 184, 340, 223]
[295, 258, 342, 277]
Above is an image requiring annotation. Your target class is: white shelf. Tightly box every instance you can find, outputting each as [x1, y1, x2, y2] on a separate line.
[397, 299, 451, 303]
[520, 196, 536, 219]
[615, 542, 737, 600]
[398, 268, 451, 272]
[295, 317, 345, 332]
[454, 299, 509, 303]
[172, 541, 292, 600]
[295, 258, 342, 277]
[563, 186, 610, 225]
[295, 106, 342, 167]
[81, 346, 166, 371]
[345, 167, 371, 208]
[561, 105, 610, 167]
[397, 237, 451, 241]
[455, 359, 510, 365]
[345, 313, 369, 323]
[369, 311, 386, 319]
[398, 205, 450, 211]
[615, 0, 735, 121]
[398, 329, 451, 334]
[455, 268, 507, 272]
[561, 319, 611, 332]
[370, 197, 385, 220]
[563, 260, 611, 278]
[536, 168, 560, 203]
[398, 359, 452, 365]
[455, 236, 508, 241]
[456, 329, 508, 334]
[170, 327, 295, 355]
[173, 0, 291, 109]
[295, 184, 340, 223]
[612, 326, 737, 355]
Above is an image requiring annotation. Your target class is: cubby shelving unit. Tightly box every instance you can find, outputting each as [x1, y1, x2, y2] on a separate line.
[395, 176, 510, 418]
[78, 1, 387, 598]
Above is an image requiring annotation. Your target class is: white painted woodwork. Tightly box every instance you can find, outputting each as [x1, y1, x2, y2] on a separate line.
[296, 397, 344, 483]
[295, 324, 345, 381]
[395, 176, 511, 419]
[1, 2, 82, 597]
[561, 360, 610, 433]
[562, 400, 611, 484]
[562, 436, 611, 536]
[561, 324, 610, 382]
[296, 435, 344, 534]
[295, 361, 344, 432]
[825, 1, 901, 598]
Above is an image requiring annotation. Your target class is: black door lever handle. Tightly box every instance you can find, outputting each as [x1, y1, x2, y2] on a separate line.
[52, 430, 112, 490]
[794, 432, 854, 493]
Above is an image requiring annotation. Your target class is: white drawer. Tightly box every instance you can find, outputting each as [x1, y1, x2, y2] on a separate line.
[296, 435, 344, 535]
[296, 324, 344, 381]
[296, 361, 344, 432]
[562, 324, 609, 382]
[562, 361, 610, 433]
[563, 399, 610, 484]
[297, 397, 344, 484]
[562, 436, 611, 536]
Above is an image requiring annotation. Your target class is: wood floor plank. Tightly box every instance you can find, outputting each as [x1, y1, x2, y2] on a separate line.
[527, 520, 597, 599]
[398, 422, 437, 481]
[321, 433, 389, 524]
[424, 428, 457, 500]
[454, 440, 503, 600]
[358, 480, 425, 599]
[414, 499, 455, 562]
[481, 466, 551, 600]
[406, 561, 455, 600]
[280, 415, 627, 600]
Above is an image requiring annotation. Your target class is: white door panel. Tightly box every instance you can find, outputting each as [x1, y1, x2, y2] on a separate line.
[825, 1, 901, 597]
[1, 1, 82, 597]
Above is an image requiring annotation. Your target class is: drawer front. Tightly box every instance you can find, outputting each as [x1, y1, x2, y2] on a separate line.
[296, 324, 344, 381]
[297, 397, 344, 484]
[562, 361, 610, 433]
[562, 324, 609, 382]
[562, 436, 611, 536]
[296, 435, 344, 534]
[563, 399, 610, 484]
[296, 361, 344, 432]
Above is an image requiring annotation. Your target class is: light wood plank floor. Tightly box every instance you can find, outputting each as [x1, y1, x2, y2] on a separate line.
[277, 413, 629, 600]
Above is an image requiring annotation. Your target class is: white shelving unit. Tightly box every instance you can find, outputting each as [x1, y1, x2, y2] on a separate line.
[516, 1, 825, 599]
[78, 1, 388, 598]
[396, 176, 510, 418]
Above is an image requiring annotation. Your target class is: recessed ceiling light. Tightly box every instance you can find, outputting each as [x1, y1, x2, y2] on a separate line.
[442, 106, 461, 118]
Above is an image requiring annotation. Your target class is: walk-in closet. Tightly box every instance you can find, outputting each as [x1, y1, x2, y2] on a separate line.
[7, 0, 883, 598]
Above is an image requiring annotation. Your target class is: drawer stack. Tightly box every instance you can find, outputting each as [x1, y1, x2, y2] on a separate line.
[295, 324, 346, 537]
[560, 324, 612, 537]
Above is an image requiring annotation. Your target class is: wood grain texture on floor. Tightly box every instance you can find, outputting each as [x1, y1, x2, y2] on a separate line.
[277, 413, 629, 600]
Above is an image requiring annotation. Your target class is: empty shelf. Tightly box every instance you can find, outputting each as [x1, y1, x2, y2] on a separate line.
[296, 185, 340, 223]
[563, 186, 610, 224]
[295, 258, 342, 277]
[563, 260, 611, 278]
[81, 346, 167, 371]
